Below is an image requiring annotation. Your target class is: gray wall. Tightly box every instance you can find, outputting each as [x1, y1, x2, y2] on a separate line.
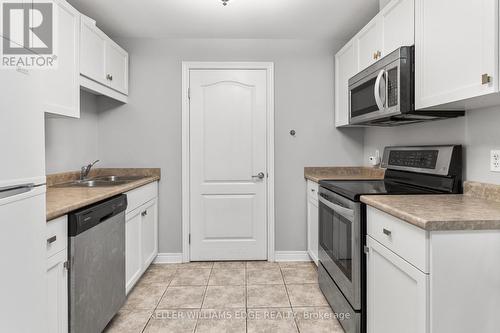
[45, 91, 100, 174]
[96, 38, 365, 253]
[363, 106, 500, 185]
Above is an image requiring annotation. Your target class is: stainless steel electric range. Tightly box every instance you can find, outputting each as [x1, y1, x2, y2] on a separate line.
[317, 145, 463, 333]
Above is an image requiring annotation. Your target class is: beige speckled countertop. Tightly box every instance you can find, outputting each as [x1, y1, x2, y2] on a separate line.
[304, 167, 385, 183]
[46, 168, 160, 221]
[361, 181, 500, 231]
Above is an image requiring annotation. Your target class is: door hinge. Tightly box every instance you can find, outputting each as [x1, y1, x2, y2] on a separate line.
[363, 245, 370, 254]
[188, 88, 191, 100]
[63, 260, 69, 270]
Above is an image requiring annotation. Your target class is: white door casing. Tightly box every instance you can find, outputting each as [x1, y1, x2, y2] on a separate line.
[182, 62, 275, 262]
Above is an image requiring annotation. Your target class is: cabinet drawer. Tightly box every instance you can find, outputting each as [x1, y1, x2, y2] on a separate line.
[307, 180, 319, 202]
[126, 181, 158, 213]
[46, 216, 68, 258]
[367, 206, 428, 273]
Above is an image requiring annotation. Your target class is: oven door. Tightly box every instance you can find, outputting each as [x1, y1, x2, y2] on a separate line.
[349, 60, 402, 125]
[318, 188, 361, 310]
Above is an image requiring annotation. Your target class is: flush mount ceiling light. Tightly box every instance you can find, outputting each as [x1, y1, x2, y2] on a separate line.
[221, 0, 229, 6]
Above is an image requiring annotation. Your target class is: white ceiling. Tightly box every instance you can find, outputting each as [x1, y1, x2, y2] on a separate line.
[68, 0, 379, 40]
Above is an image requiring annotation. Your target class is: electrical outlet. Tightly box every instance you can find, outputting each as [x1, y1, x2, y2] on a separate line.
[491, 150, 500, 172]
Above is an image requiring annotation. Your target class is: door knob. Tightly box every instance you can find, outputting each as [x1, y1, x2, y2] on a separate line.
[252, 172, 265, 180]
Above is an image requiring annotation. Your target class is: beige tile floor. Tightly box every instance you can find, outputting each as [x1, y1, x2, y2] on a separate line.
[104, 261, 345, 333]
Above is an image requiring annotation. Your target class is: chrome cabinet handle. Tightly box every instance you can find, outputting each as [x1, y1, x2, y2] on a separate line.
[252, 172, 265, 180]
[141, 211, 148, 217]
[318, 196, 355, 220]
[106, 74, 113, 81]
[383, 228, 392, 236]
[47, 235, 57, 244]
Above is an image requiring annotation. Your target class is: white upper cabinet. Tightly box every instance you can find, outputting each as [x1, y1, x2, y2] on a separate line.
[335, 40, 358, 127]
[356, 17, 383, 71]
[356, 0, 414, 72]
[80, 17, 107, 86]
[79, 15, 129, 101]
[335, 0, 414, 127]
[415, 0, 498, 109]
[105, 40, 129, 94]
[43, 0, 80, 118]
[381, 0, 415, 55]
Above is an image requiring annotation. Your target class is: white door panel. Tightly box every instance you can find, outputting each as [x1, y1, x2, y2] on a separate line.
[190, 69, 268, 261]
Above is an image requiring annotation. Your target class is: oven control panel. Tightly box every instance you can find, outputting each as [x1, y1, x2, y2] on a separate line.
[388, 150, 438, 169]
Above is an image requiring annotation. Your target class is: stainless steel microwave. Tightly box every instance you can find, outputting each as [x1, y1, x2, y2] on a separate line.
[348, 46, 464, 126]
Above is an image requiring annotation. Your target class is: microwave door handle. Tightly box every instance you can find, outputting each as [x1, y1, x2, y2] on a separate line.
[319, 196, 355, 220]
[374, 69, 386, 111]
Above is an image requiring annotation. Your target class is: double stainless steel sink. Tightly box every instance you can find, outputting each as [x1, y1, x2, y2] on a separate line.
[54, 176, 144, 188]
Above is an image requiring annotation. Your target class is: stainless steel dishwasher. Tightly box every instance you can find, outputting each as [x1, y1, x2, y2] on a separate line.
[68, 194, 127, 333]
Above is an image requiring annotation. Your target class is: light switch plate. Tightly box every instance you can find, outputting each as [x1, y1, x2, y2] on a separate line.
[491, 150, 500, 172]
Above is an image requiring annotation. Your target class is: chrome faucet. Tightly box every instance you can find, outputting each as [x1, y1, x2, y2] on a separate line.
[80, 160, 100, 180]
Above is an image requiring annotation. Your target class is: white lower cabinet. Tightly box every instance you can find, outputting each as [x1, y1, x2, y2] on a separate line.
[306, 180, 319, 265]
[47, 250, 68, 333]
[46, 216, 69, 333]
[125, 209, 143, 292]
[366, 236, 428, 333]
[141, 199, 159, 266]
[366, 206, 500, 333]
[125, 182, 159, 293]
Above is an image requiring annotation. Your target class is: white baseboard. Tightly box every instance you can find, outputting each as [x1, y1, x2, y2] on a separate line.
[154, 253, 183, 264]
[154, 252, 312, 263]
[274, 251, 312, 262]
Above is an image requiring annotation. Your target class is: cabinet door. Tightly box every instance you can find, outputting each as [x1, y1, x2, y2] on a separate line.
[125, 210, 142, 293]
[105, 41, 129, 94]
[80, 18, 107, 85]
[141, 199, 158, 268]
[366, 236, 428, 333]
[335, 40, 358, 127]
[43, 0, 80, 118]
[307, 197, 319, 265]
[356, 17, 383, 71]
[47, 250, 68, 333]
[381, 0, 415, 55]
[415, 0, 498, 109]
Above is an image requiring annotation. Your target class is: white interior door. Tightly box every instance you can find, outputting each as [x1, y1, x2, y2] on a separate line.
[189, 69, 268, 261]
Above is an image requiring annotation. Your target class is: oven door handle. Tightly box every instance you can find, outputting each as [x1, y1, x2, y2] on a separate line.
[374, 69, 386, 111]
[319, 196, 355, 220]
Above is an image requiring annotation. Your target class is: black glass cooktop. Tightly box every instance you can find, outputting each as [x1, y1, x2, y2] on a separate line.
[319, 180, 443, 201]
